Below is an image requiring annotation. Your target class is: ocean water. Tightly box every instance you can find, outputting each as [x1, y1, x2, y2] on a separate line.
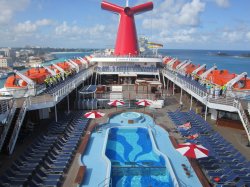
[0, 50, 249, 89]
[160, 49, 250, 75]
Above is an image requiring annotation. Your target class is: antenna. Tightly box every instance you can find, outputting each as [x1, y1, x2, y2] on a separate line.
[126, 0, 129, 7]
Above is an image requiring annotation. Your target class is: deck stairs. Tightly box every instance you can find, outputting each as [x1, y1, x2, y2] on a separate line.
[162, 69, 250, 144]
[1, 108, 20, 153]
[234, 100, 250, 144]
[7, 99, 27, 155]
[0, 100, 17, 152]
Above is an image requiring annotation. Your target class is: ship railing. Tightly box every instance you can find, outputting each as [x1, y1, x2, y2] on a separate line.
[163, 69, 250, 144]
[7, 98, 27, 155]
[51, 66, 95, 100]
[93, 53, 162, 58]
[27, 94, 54, 106]
[0, 99, 16, 151]
[233, 100, 250, 144]
[98, 177, 112, 187]
[0, 99, 11, 114]
[162, 69, 238, 107]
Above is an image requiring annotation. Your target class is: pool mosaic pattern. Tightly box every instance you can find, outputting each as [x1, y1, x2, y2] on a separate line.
[81, 112, 202, 187]
[106, 127, 173, 187]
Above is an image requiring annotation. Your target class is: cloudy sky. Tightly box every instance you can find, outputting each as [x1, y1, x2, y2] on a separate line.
[0, 0, 249, 50]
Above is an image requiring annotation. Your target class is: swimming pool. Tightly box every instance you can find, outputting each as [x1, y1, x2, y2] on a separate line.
[104, 127, 176, 187]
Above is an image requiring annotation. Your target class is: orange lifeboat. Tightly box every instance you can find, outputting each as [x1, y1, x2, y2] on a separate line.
[163, 57, 172, 64]
[172, 60, 181, 70]
[72, 59, 83, 68]
[185, 64, 198, 75]
[206, 70, 237, 86]
[233, 78, 250, 90]
[56, 62, 71, 72]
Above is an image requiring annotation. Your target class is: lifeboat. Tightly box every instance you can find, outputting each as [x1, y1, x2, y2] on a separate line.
[5, 67, 50, 89]
[206, 70, 237, 86]
[172, 60, 181, 70]
[185, 64, 199, 75]
[233, 78, 250, 90]
[163, 56, 172, 64]
[56, 62, 71, 72]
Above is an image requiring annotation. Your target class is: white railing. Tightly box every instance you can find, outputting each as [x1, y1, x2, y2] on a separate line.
[27, 94, 54, 106]
[52, 66, 95, 100]
[7, 98, 27, 155]
[163, 69, 250, 144]
[233, 100, 250, 144]
[0, 99, 10, 114]
[0, 100, 16, 151]
[163, 69, 238, 107]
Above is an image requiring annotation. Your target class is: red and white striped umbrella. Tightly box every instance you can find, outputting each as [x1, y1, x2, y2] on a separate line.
[108, 100, 125, 107]
[84, 111, 105, 119]
[176, 143, 209, 159]
[135, 99, 151, 107]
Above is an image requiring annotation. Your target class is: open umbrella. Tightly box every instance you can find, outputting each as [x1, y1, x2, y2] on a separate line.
[108, 100, 125, 111]
[84, 111, 105, 119]
[135, 99, 151, 111]
[176, 143, 209, 159]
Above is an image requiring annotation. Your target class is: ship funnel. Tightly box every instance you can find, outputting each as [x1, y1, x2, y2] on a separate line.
[101, 1, 153, 56]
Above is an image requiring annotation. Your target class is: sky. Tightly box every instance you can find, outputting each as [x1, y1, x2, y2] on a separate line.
[0, 0, 249, 50]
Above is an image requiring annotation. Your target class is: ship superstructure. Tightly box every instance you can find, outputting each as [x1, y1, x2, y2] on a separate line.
[0, 0, 250, 186]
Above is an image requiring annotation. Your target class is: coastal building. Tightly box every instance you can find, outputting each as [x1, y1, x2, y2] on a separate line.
[0, 48, 10, 57]
[0, 57, 12, 68]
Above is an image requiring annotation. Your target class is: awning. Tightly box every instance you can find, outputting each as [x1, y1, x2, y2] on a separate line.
[79, 85, 97, 94]
[119, 73, 137, 77]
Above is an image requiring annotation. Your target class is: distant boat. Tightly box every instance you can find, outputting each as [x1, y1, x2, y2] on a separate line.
[0, 72, 8, 79]
[13, 63, 26, 70]
[217, 51, 229, 56]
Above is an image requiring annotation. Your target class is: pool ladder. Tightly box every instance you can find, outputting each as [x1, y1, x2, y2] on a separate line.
[147, 124, 157, 136]
[98, 177, 112, 187]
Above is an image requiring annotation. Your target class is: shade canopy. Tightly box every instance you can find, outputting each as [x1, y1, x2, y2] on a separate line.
[108, 100, 125, 107]
[84, 111, 105, 119]
[135, 99, 151, 107]
[176, 143, 209, 159]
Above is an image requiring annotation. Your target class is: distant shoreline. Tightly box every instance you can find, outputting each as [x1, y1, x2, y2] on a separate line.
[51, 52, 87, 54]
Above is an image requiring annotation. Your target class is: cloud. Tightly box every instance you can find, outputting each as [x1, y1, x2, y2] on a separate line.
[52, 21, 116, 47]
[54, 21, 106, 38]
[221, 31, 243, 42]
[13, 19, 53, 34]
[142, 0, 205, 30]
[177, 0, 205, 26]
[0, 0, 30, 24]
[214, 0, 230, 8]
[246, 32, 250, 41]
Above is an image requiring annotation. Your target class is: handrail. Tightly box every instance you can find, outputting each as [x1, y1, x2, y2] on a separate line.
[0, 99, 10, 114]
[52, 66, 95, 99]
[7, 98, 27, 155]
[0, 100, 16, 151]
[98, 177, 112, 187]
[233, 100, 250, 144]
[162, 69, 250, 145]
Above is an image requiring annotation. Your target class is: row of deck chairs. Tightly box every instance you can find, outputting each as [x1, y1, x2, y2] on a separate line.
[177, 74, 207, 92]
[167, 110, 250, 187]
[76, 99, 98, 110]
[0, 111, 89, 187]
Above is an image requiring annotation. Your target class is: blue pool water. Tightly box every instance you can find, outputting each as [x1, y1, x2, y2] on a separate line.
[105, 127, 173, 187]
